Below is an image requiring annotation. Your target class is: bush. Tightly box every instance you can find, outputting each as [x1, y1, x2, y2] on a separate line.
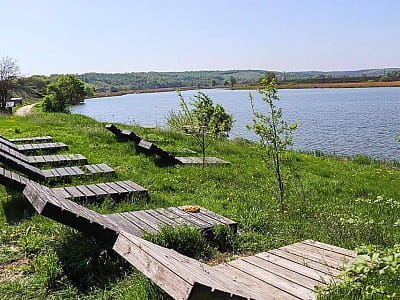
[142, 225, 213, 259]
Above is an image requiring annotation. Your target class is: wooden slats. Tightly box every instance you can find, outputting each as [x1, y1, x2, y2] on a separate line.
[213, 241, 355, 299]
[9, 136, 53, 143]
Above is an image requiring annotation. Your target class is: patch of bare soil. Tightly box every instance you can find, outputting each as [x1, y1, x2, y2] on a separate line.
[0, 257, 31, 282]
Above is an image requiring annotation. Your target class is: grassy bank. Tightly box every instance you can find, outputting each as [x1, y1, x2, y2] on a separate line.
[0, 112, 399, 299]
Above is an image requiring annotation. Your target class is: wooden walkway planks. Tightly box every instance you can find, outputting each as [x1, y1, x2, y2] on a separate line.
[9, 136, 53, 143]
[106, 206, 238, 237]
[213, 240, 356, 300]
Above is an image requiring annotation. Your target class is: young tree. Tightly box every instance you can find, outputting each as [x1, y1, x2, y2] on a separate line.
[0, 56, 20, 111]
[230, 76, 237, 87]
[171, 91, 234, 166]
[247, 79, 297, 212]
[43, 74, 89, 113]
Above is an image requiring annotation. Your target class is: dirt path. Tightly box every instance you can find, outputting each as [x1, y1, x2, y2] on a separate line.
[14, 103, 37, 116]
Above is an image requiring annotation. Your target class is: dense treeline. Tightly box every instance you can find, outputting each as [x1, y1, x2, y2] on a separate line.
[76, 68, 400, 93]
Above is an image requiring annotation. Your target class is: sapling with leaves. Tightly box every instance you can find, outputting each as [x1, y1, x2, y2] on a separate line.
[172, 91, 234, 166]
[247, 79, 297, 212]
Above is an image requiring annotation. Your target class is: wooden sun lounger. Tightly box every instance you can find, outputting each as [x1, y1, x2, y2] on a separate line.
[106, 124, 230, 165]
[8, 135, 53, 143]
[0, 135, 67, 153]
[22, 182, 236, 244]
[22, 181, 355, 300]
[0, 142, 87, 166]
[0, 150, 114, 182]
[0, 166, 147, 201]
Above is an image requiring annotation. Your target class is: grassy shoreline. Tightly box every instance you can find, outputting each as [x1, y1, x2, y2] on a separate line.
[0, 112, 399, 298]
[91, 80, 400, 99]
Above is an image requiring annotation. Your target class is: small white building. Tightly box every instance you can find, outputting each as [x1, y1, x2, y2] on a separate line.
[10, 97, 23, 105]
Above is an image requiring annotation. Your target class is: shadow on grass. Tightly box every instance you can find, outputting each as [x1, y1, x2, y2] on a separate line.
[54, 233, 132, 292]
[1, 190, 35, 224]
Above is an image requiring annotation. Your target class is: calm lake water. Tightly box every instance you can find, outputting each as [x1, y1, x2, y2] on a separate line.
[71, 87, 400, 160]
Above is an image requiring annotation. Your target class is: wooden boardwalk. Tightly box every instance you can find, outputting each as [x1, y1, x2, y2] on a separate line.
[106, 124, 231, 165]
[0, 150, 114, 182]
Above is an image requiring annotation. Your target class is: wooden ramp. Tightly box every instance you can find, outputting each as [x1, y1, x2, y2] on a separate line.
[0, 141, 87, 166]
[0, 166, 147, 200]
[0, 135, 68, 153]
[106, 124, 230, 165]
[0, 150, 114, 182]
[8, 135, 53, 143]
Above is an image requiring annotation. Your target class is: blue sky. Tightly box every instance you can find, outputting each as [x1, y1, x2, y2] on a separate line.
[1, 0, 399, 75]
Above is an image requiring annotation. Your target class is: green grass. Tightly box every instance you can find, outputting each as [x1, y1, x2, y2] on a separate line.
[0, 112, 399, 299]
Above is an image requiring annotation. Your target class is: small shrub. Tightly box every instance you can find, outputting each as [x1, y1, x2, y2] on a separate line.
[142, 225, 213, 259]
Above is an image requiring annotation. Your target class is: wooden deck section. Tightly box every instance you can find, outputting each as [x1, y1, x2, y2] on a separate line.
[106, 124, 231, 165]
[0, 166, 147, 200]
[0, 135, 68, 153]
[107, 205, 237, 237]
[213, 240, 356, 300]
[0, 150, 114, 182]
[22, 183, 234, 245]
[0, 142, 87, 166]
[9, 135, 53, 143]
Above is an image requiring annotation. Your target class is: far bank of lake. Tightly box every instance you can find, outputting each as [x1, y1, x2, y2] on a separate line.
[72, 87, 400, 161]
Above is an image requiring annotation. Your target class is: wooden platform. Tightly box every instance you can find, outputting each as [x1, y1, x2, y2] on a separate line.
[9, 136, 53, 143]
[213, 240, 356, 299]
[0, 142, 88, 166]
[0, 135, 68, 153]
[0, 149, 114, 182]
[0, 166, 147, 201]
[106, 124, 231, 166]
[107, 205, 237, 237]
[22, 183, 234, 245]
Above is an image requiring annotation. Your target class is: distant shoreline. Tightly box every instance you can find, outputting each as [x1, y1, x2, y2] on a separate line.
[91, 80, 400, 99]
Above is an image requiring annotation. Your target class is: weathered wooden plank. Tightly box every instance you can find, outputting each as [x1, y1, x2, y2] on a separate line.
[122, 180, 148, 192]
[75, 185, 96, 198]
[84, 164, 98, 174]
[52, 187, 71, 199]
[130, 210, 164, 231]
[281, 244, 348, 269]
[292, 242, 354, 266]
[227, 259, 316, 299]
[64, 186, 85, 199]
[68, 166, 85, 175]
[97, 163, 114, 173]
[193, 206, 237, 226]
[213, 263, 298, 300]
[107, 213, 142, 236]
[155, 208, 196, 227]
[105, 182, 127, 194]
[302, 240, 356, 258]
[85, 184, 108, 196]
[167, 207, 211, 229]
[114, 181, 135, 193]
[55, 167, 69, 177]
[254, 252, 333, 284]
[269, 249, 342, 276]
[96, 182, 117, 194]
[123, 212, 158, 233]
[145, 210, 178, 227]
[242, 255, 321, 290]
